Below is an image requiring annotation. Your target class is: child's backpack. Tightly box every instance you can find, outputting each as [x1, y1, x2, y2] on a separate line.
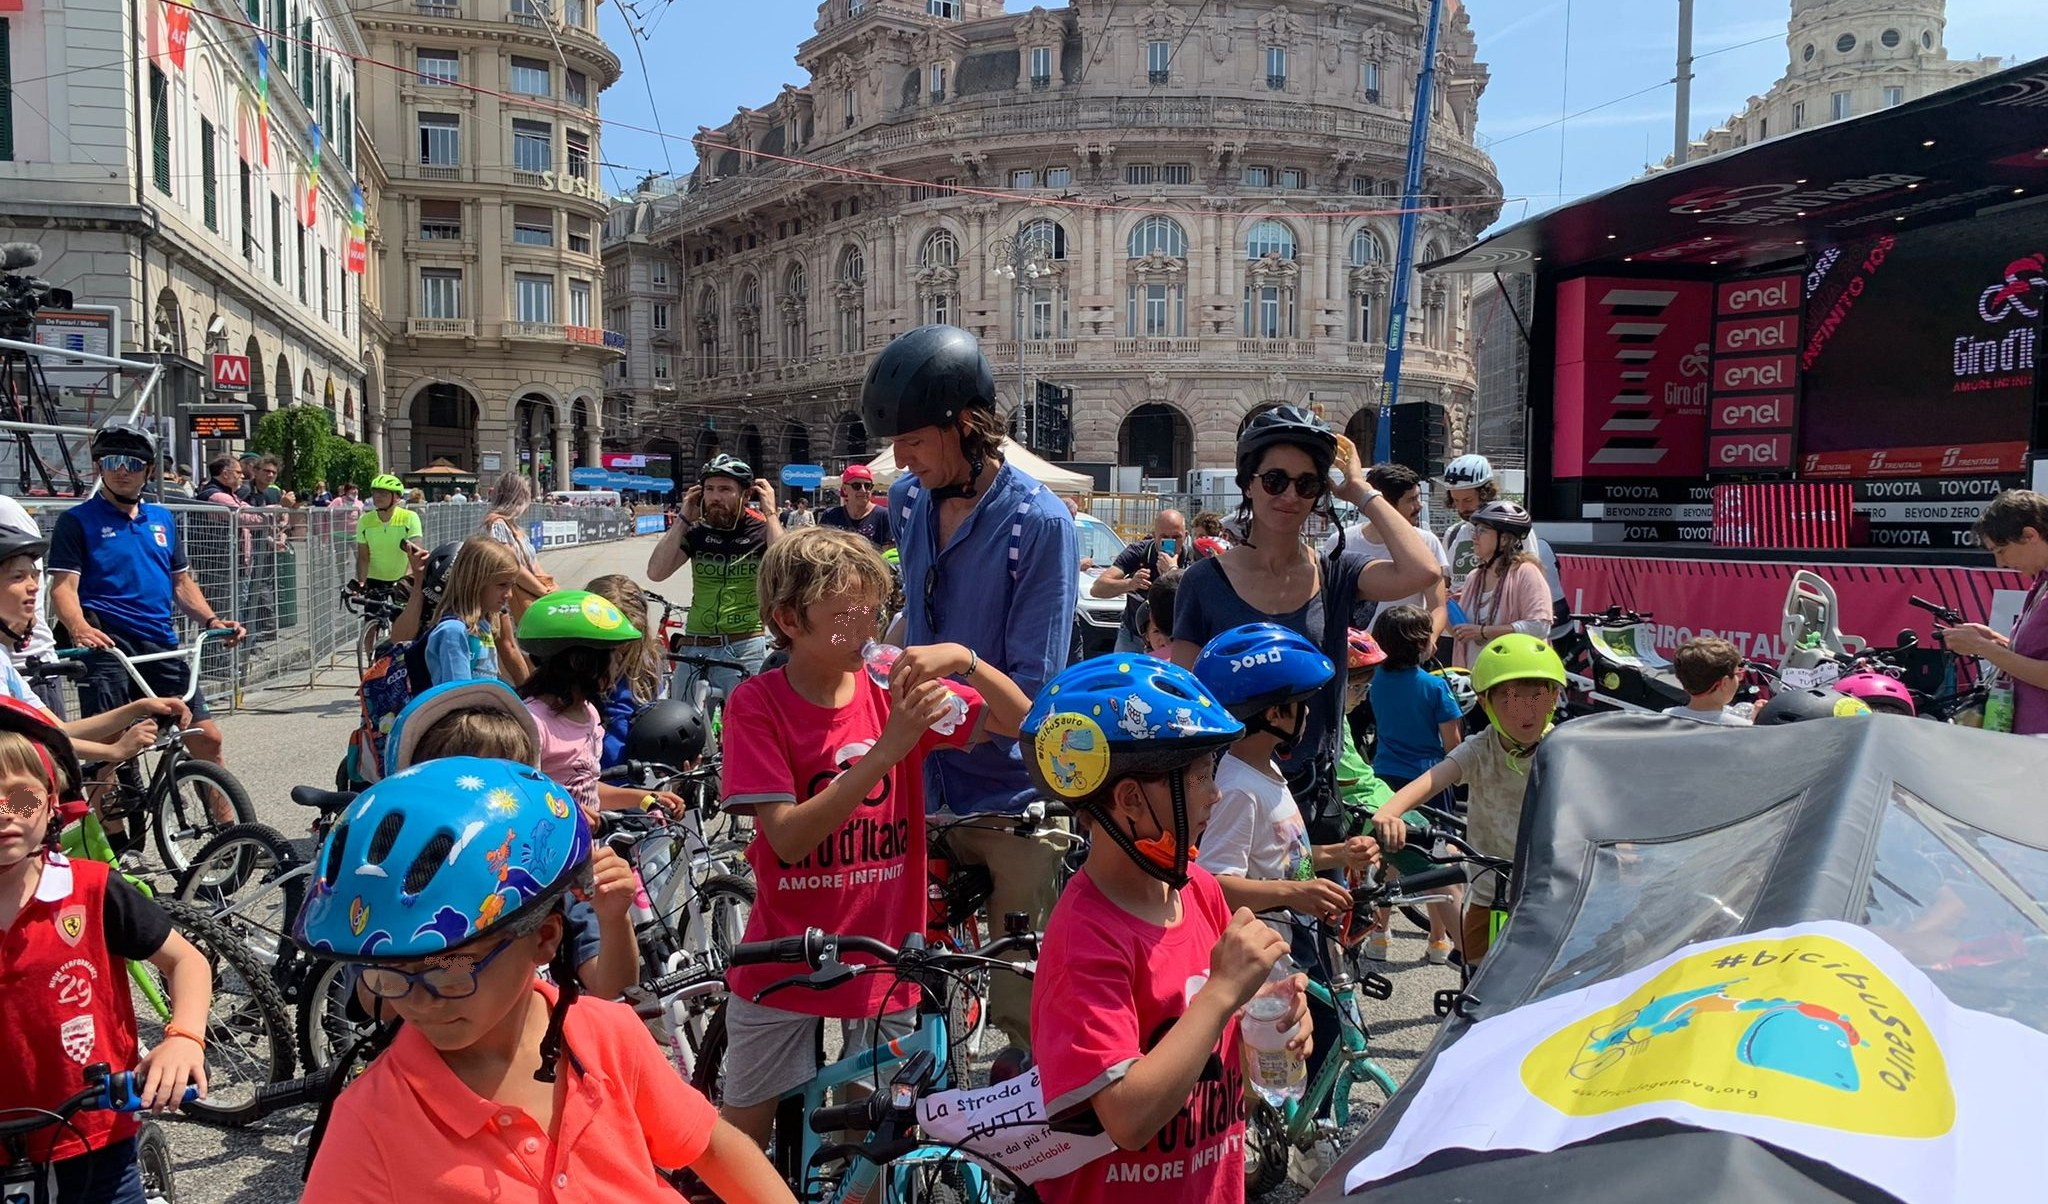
[343, 636, 434, 788]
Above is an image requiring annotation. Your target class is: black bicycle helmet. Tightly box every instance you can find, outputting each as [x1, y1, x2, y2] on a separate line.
[1755, 686, 1870, 724]
[0, 528, 49, 566]
[420, 541, 461, 611]
[623, 698, 709, 769]
[89, 421, 157, 462]
[700, 454, 754, 490]
[860, 324, 997, 439]
[1235, 404, 1336, 489]
[1469, 500, 1534, 538]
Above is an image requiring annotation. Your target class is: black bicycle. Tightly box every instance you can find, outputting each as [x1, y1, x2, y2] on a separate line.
[340, 584, 409, 678]
[172, 785, 368, 1079]
[26, 634, 256, 876]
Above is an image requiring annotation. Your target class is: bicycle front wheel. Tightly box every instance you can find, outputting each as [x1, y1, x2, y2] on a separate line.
[296, 956, 371, 1073]
[172, 823, 304, 970]
[153, 759, 257, 874]
[136, 1120, 178, 1204]
[141, 898, 296, 1125]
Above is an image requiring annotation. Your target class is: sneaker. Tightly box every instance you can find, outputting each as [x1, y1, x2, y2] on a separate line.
[1426, 937, 1455, 965]
[1288, 1137, 1343, 1190]
[1363, 929, 1392, 961]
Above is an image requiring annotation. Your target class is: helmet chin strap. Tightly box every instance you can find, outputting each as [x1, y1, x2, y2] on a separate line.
[927, 448, 986, 503]
[1091, 769, 1193, 889]
[1248, 700, 1308, 758]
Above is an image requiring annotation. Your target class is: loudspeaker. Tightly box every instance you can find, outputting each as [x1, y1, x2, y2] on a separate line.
[1389, 401, 1447, 478]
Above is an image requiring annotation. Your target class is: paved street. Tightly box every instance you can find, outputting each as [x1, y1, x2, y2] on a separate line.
[160, 532, 1454, 1203]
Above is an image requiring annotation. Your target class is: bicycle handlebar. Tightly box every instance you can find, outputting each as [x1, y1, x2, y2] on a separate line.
[0, 1066, 198, 1139]
[1908, 595, 1967, 626]
[20, 656, 89, 685]
[56, 627, 235, 706]
[732, 928, 1038, 974]
[664, 652, 751, 672]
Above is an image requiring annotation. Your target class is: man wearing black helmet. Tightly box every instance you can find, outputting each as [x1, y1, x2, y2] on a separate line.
[646, 452, 783, 700]
[863, 323, 1078, 1052]
[46, 423, 245, 768]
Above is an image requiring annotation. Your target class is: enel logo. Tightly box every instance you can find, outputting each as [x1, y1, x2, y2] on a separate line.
[1717, 276, 1800, 315]
[1710, 434, 1791, 468]
[1713, 395, 1792, 430]
[1716, 355, 1794, 391]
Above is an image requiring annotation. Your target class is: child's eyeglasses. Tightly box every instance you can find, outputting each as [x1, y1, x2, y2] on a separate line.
[1256, 469, 1327, 500]
[97, 455, 149, 475]
[0, 786, 49, 820]
[358, 935, 517, 1000]
[1494, 682, 1561, 704]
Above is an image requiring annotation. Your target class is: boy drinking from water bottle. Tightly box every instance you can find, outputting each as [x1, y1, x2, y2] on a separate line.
[716, 528, 1031, 1147]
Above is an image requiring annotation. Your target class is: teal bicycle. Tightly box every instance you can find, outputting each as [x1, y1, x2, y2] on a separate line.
[1243, 862, 1470, 1196]
[695, 925, 1042, 1203]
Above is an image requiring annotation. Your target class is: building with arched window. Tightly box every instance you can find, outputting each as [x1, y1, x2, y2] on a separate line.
[652, 0, 1500, 483]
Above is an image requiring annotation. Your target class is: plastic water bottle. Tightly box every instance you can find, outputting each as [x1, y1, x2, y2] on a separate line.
[861, 640, 903, 688]
[1984, 673, 2016, 733]
[863, 641, 971, 733]
[1241, 958, 1307, 1106]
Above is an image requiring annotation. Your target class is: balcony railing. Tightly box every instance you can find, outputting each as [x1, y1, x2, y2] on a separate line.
[1148, 70, 1170, 85]
[1113, 338, 1201, 356]
[408, 317, 474, 337]
[1237, 338, 1316, 359]
[506, 321, 566, 340]
[1267, 74, 1287, 90]
[415, 0, 458, 15]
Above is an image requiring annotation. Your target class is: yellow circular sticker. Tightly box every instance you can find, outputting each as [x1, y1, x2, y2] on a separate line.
[1602, 672, 1622, 691]
[1034, 712, 1110, 800]
[1519, 932, 1953, 1138]
[580, 595, 626, 630]
[348, 896, 371, 938]
[1834, 696, 1871, 718]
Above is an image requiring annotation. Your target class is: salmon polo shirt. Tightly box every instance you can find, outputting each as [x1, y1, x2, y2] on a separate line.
[302, 982, 717, 1204]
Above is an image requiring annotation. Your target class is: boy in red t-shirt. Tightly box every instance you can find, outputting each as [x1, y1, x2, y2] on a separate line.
[0, 698, 213, 1202]
[718, 527, 1032, 1146]
[1022, 656, 1307, 1204]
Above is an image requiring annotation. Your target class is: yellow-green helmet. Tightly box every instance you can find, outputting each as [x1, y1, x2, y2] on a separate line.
[370, 473, 404, 494]
[516, 590, 643, 660]
[1470, 633, 1566, 695]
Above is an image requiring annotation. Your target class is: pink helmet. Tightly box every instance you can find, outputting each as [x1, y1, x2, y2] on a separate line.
[1834, 672, 1915, 717]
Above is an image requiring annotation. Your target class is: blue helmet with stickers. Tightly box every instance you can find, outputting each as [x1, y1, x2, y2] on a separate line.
[1191, 622, 1335, 720]
[1023, 655, 1241, 889]
[292, 756, 590, 963]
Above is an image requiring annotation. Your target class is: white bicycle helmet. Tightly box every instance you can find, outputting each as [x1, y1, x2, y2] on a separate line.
[1443, 454, 1494, 490]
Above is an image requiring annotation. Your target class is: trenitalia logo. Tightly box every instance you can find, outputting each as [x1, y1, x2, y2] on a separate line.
[1667, 174, 1928, 227]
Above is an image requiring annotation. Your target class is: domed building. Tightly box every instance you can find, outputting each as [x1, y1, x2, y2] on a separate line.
[649, 0, 1502, 486]
[1683, 0, 2002, 161]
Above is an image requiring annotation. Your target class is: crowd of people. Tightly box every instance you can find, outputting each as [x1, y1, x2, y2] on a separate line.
[8, 322, 2048, 1204]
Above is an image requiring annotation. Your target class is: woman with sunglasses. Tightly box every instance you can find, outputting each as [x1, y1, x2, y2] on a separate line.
[1169, 404, 1438, 845]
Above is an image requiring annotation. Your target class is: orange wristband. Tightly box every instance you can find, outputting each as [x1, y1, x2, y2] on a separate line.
[163, 1023, 205, 1050]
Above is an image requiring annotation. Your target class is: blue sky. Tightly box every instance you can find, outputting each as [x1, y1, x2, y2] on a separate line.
[594, 0, 2048, 234]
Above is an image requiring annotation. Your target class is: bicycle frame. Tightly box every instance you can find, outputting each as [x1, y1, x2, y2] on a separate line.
[1270, 971, 1398, 1144]
[780, 1007, 985, 1204]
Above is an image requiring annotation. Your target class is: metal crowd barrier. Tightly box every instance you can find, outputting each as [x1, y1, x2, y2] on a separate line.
[16, 498, 647, 709]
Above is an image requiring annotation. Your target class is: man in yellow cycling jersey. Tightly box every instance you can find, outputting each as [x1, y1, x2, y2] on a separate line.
[354, 473, 422, 595]
[647, 454, 782, 700]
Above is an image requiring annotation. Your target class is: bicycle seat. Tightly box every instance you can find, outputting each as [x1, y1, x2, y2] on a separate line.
[290, 785, 358, 814]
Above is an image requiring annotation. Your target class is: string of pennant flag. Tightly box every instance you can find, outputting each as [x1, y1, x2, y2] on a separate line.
[147, 0, 366, 274]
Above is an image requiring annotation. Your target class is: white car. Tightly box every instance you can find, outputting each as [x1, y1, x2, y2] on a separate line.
[1074, 512, 1133, 659]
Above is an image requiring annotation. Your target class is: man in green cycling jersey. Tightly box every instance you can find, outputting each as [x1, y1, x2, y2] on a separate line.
[648, 454, 783, 700]
[354, 473, 422, 596]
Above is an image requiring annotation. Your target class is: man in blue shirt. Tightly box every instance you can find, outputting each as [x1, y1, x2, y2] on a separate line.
[867, 324, 1077, 1053]
[46, 423, 245, 767]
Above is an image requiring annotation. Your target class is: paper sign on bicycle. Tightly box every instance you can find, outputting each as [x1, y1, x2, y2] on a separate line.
[916, 1067, 1115, 1184]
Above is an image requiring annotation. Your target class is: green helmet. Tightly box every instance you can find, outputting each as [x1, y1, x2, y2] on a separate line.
[516, 590, 643, 659]
[370, 473, 404, 494]
[1469, 633, 1566, 695]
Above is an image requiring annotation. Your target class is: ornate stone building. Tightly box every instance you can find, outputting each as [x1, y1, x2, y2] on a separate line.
[600, 181, 686, 467]
[355, 0, 624, 485]
[1680, 0, 2001, 163]
[653, 0, 1501, 484]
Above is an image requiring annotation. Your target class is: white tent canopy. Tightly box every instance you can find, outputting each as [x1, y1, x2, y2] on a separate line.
[829, 438, 1092, 494]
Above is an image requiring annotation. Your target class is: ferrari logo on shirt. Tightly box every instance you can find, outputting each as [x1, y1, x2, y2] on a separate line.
[56, 905, 86, 946]
[61, 1015, 96, 1065]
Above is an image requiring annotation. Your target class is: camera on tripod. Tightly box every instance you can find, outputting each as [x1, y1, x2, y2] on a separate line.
[0, 243, 75, 342]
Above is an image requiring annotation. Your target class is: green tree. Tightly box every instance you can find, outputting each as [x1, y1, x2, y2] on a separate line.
[325, 441, 382, 494]
[250, 406, 335, 496]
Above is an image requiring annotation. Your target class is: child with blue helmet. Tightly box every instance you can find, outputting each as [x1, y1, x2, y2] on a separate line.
[1023, 655, 1305, 1204]
[294, 757, 791, 1204]
[1190, 623, 1379, 923]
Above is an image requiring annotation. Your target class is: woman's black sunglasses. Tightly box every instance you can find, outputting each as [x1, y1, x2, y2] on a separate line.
[1256, 469, 1327, 500]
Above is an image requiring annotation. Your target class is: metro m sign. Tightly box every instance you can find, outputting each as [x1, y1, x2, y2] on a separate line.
[211, 353, 251, 391]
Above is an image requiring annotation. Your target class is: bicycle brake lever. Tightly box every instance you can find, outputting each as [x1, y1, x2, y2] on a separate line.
[751, 962, 858, 1003]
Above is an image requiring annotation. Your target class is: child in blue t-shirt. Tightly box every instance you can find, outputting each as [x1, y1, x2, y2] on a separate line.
[1363, 605, 1461, 964]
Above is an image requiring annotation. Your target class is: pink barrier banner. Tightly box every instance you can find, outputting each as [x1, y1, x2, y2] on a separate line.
[1559, 554, 2026, 661]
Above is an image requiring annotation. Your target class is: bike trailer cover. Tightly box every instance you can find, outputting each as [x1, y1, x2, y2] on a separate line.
[1311, 714, 2048, 1204]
